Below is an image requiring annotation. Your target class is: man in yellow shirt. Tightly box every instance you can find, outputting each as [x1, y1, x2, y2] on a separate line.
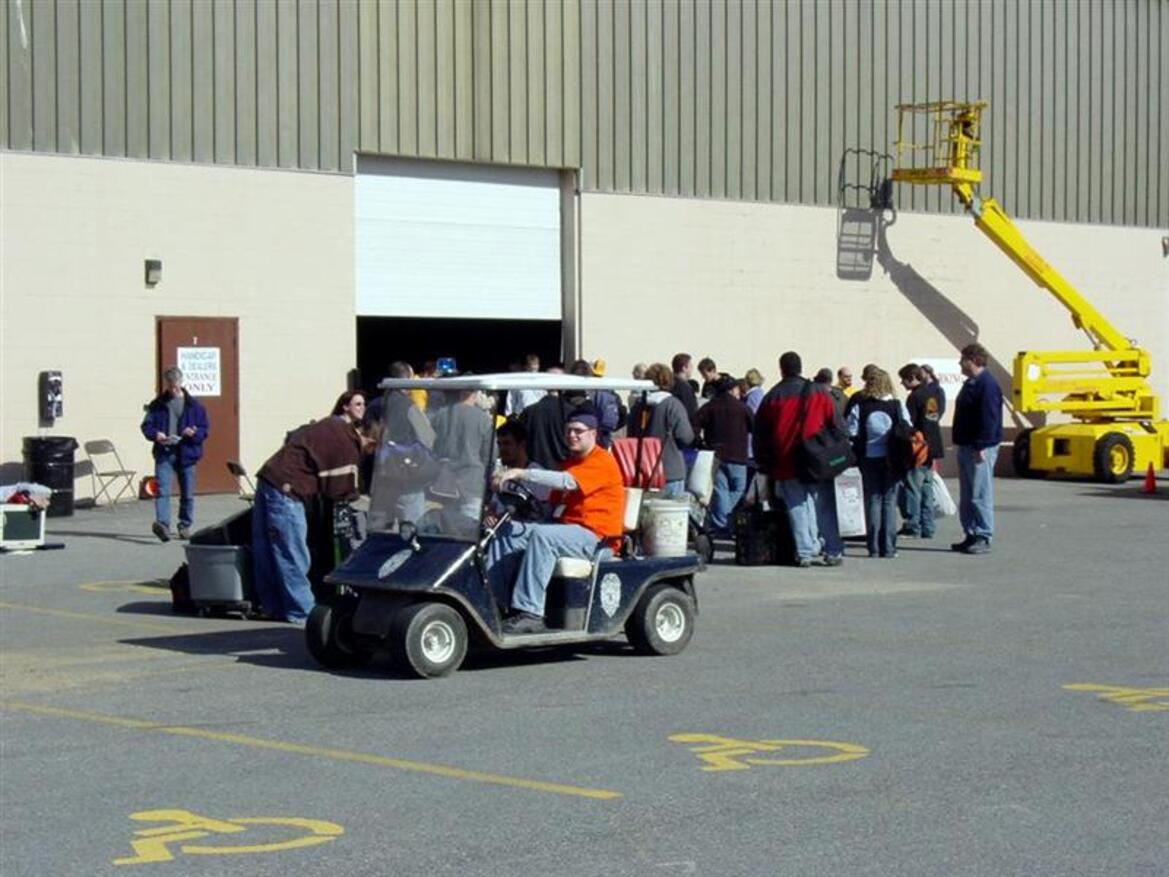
[836, 366, 857, 397]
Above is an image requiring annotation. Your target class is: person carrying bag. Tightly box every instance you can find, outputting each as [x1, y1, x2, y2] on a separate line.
[794, 380, 856, 483]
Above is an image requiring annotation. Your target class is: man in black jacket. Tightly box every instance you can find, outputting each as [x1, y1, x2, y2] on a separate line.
[695, 377, 753, 535]
[951, 344, 1003, 554]
[670, 352, 699, 424]
[897, 363, 947, 538]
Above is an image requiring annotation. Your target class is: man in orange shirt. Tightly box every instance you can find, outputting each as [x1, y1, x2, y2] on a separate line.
[489, 404, 625, 634]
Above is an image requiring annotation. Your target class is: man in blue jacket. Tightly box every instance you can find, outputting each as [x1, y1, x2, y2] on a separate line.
[951, 344, 1003, 555]
[140, 366, 210, 541]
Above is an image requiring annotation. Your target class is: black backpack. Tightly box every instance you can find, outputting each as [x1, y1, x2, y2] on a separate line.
[794, 381, 856, 482]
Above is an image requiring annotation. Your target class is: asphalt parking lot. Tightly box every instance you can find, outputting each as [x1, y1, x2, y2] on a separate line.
[1, 476, 1166, 877]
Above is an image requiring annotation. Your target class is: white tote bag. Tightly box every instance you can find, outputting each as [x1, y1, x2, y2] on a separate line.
[931, 469, 957, 517]
[834, 467, 867, 537]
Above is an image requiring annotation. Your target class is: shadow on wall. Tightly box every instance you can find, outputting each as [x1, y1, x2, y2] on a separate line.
[835, 148, 1040, 435]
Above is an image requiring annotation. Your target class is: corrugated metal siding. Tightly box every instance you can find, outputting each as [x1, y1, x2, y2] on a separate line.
[2, 0, 1164, 227]
[2, 0, 579, 173]
[580, 0, 1167, 226]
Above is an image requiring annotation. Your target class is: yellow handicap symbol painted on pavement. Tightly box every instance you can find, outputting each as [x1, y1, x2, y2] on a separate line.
[113, 809, 343, 865]
[1063, 684, 1169, 713]
[80, 580, 169, 596]
[668, 733, 869, 771]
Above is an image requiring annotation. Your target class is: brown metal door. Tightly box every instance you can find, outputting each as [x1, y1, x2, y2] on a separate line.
[157, 317, 240, 494]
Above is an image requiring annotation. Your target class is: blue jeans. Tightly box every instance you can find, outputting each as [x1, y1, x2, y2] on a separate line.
[486, 521, 601, 616]
[775, 479, 819, 562]
[901, 465, 936, 537]
[860, 458, 898, 556]
[958, 445, 997, 540]
[709, 462, 748, 533]
[155, 451, 196, 529]
[252, 481, 315, 623]
[813, 480, 843, 558]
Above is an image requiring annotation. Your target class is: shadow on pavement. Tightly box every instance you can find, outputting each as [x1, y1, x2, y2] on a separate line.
[116, 621, 617, 679]
[46, 530, 162, 547]
[1077, 487, 1169, 501]
[116, 600, 184, 617]
[118, 626, 320, 673]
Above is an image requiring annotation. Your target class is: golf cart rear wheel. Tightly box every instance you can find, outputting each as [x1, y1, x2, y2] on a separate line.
[306, 603, 373, 670]
[390, 602, 468, 678]
[625, 584, 695, 656]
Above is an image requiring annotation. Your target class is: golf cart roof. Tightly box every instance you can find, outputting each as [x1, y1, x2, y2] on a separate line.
[378, 373, 656, 393]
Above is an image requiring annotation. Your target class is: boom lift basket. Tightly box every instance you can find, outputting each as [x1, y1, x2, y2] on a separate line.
[892, 100, 987, 185]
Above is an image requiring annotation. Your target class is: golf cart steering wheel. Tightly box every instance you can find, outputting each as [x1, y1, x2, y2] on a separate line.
[498, 479, 538, 514]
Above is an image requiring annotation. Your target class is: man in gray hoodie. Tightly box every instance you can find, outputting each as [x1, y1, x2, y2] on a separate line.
[628, 362, 695, 498]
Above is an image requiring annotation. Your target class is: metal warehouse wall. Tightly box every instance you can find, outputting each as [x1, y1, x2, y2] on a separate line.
[2, 0, 1165, 227]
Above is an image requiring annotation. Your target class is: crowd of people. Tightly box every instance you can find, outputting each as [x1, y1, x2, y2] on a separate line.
[143, 343, 1004, 628]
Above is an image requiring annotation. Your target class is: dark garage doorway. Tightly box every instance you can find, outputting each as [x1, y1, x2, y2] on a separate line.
[356, 317, 563, 393]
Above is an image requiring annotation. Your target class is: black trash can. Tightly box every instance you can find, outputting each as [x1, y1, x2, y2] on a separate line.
[23, 436, 79, 517]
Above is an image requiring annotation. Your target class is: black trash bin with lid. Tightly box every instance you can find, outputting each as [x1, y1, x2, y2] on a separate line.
[23, 436, 79, 517]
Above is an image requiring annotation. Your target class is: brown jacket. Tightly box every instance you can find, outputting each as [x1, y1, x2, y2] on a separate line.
[258, 417, 363, 501]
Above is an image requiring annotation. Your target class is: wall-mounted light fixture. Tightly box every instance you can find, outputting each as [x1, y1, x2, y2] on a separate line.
[145, 259, 162, 287]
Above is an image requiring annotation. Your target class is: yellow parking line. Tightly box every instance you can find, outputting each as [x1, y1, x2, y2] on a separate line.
[0, 600, 179, 633]
[2, 702, 624, 802]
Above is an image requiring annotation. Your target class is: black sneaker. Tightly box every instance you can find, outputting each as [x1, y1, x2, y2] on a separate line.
[897, 526, 919, 537]
[502, 612, 547, 635]
[962, 537, 991, 555]
[950, 535, 975, 552]
[151, 521, 171, 543]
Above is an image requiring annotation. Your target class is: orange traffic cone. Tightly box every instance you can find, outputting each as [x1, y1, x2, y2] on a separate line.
[1140, 462, 1157, 494]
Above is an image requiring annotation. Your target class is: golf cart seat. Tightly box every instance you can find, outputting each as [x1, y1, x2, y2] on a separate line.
[553, 557, 595, 578]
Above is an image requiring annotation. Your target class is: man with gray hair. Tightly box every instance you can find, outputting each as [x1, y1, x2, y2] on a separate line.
[140, 366, 210, 541]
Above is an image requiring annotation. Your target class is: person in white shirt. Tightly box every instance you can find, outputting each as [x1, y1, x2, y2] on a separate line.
[504, 353, 546, 416]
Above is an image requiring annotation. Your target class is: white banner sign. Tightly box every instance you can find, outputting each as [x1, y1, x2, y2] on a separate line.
[177, 347, 222, 397]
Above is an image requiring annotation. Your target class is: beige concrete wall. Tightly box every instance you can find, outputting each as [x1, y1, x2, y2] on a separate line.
[578, 193, 1169, 429]
[1, 152, 354, 501]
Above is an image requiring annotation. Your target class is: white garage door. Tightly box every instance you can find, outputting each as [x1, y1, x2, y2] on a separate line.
[356, 157, 562, 320]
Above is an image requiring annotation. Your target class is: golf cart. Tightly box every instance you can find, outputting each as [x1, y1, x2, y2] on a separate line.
[306, 373, 704, 678]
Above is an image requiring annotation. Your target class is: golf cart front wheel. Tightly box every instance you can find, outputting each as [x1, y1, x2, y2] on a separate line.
[306, 603, 373, 670]
[625, 584, 695, 656]
[390, 602, 468, 678]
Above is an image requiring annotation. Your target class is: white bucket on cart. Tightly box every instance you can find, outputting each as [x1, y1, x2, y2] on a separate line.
[640, 499, 690, 557]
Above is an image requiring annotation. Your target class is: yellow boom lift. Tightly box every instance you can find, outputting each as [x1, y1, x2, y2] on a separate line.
[891, 100, 1168, 483]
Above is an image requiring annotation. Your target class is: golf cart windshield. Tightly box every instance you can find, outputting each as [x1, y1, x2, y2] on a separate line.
[366, 373, 654, 541]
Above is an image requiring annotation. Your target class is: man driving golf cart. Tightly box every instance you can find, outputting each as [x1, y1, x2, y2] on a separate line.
[488, 402, 625, 634]
[312, 372, 701, 678]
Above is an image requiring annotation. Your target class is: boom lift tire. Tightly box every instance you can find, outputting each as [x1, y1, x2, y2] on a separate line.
[390, 602, 468, 678]
[1092, 433, 1135, 484]
[306, 602, 373, 670]
[625, 583, 695, 656]
[1012, 428, 1037, 478]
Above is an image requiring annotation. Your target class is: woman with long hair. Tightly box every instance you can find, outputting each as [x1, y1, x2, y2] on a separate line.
[847, 369, 911, 558]
[331, 390, 367, 424]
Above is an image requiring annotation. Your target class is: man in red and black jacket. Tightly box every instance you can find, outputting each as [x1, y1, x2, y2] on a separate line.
[753, 351, 845, 567]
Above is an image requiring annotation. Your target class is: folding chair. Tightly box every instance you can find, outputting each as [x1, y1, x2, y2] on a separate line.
[226, 460, 257, 503]
[83, 440, 137, 508]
